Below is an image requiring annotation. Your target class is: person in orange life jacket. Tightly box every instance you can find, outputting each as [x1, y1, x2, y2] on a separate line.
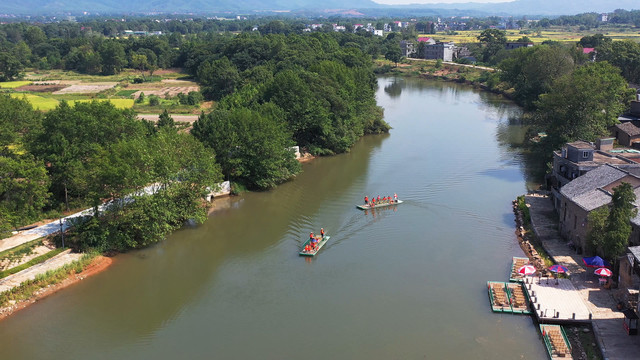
[320, 228, 325, 238]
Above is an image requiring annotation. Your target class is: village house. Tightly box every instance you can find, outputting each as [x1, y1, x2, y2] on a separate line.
[505, 42, 534, 50]
[558, 164, 640, 254]
[422, 41, 456, 61]
[549, 140, 640, 209]
[400, 40, 416, 57]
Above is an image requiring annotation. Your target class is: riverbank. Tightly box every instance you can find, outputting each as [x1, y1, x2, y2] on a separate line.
[513, 192, 640, 359]
[375, 58, 516, 101]
[0, 255, 112, 321]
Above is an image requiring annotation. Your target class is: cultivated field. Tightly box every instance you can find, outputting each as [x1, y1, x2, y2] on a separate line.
[424, 26, 640, 44]
[3, 68, 206, 115]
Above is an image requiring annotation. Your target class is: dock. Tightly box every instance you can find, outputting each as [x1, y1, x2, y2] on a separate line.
[524, 277, 591, 323]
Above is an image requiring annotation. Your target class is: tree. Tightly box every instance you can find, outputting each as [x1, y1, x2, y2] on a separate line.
[0, 152, 50, 232]
[157, 109, 175, 129]
[596, 40, 640, 84]
[0, 53, 24, 81]
[589, 183, 637, 263]
[535, 61, 635, 150]
[579, 34, 611, 49]
[499, 45, 576, 109]
[197, 57, 240, 101]
[192, 104, 301, 190]
[477, 29, 507, 63]
[130, 53, 150, 79]
[28, 101, 147, 210]
[385, 44, 402, 67]
[99, 40, 126, 75]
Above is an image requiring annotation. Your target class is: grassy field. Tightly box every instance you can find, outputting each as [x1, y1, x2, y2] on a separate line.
[10, 93, 60, 110]
[423, 26, 640, 44]
[10, 94, 134, 111]
[0, 81, 32, 89]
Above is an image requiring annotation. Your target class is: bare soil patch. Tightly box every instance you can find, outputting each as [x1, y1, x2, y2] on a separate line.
[53, 83, 117, 94]
[0, 256, 113, 321]
[133, 86, 199, 98]
[15, 84, 67, 93]
[153, 68, 184, 75]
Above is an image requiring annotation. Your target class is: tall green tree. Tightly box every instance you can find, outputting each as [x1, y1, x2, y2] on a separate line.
[192, 104, 300, 190]
[0, 53, 24, 81]
[197, 56, 240, 101]
[28, 101, 146, 210]
[535, 61, 635, 150]
[157, 109, 175, 129]
[385, 44, 403, 67]
[499, 45, 576, 109]
[477, 29, 507, 63]
[589, 183, 637, 263]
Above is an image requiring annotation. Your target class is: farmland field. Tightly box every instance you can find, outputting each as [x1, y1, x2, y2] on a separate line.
[0, 81, 32, 89]
[423, 26, 640, 44]
[10, 94, 134, 111]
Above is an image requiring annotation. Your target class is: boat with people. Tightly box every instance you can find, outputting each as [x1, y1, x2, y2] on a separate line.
[357, 194, 403, 210]
[299, 233, 330, 257]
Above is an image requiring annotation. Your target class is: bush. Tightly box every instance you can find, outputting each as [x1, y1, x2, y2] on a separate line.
[148, 95, 160, 106]
[136, 92, 145, 103]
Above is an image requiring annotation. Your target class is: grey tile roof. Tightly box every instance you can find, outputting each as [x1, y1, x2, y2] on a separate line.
[630, 246, 640, 263]
[560, 165, 627, 208]
[616, 122, 640, 137]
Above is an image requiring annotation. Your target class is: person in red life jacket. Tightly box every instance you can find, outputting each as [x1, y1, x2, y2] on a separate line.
[370, 198, 375, 207]
[364, 196, 368, 205]
[304, 244, 311, 252]
[377, 195, 381, 203]
[394, 193, 398, 203]
[320, 228, 325, 238]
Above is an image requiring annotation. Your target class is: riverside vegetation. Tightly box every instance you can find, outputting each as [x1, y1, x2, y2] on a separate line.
[1, 29, 389, 254]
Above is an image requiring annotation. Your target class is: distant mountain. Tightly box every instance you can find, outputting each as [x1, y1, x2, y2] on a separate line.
[0, 0, 638, 16]
[448, 0, 640, 16]
[0, 0, 380, 15]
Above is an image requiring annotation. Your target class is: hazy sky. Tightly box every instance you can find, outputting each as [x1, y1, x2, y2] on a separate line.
[373, 0, 513, 4]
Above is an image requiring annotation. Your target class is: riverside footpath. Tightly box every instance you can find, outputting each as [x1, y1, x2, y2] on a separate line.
[525, 193, 640, 359]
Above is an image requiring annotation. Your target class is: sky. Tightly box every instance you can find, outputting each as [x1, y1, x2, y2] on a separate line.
[372, 0, 513, 5]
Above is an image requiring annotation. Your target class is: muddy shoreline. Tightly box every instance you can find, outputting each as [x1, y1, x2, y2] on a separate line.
[0, 256, 113, 321]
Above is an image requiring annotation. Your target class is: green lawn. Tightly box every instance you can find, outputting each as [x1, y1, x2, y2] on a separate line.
[116, 89, 138, 97]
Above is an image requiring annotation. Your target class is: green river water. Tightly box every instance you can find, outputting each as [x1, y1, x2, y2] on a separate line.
[0, 76, 548, 359]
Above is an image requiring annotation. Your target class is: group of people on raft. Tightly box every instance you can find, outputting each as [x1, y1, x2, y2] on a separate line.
[303, 228, 325, 253]
[364, 193, 398, 207]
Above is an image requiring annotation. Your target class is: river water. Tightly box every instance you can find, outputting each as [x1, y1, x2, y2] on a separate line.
[0, 76, 548, 359]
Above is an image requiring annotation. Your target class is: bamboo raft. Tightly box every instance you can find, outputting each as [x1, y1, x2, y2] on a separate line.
[540, 324, 573, 359]
[299, 236, 330, 257]
[510, 256, 530, 282]
[488, 281, 512, 312]
[356, 200, 403, 210]
[506, 282, 532, 314]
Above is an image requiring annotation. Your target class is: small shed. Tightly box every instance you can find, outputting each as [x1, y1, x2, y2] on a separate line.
[614, 122, 640, 147]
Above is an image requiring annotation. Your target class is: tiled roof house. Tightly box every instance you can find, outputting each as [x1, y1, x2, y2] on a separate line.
[559, 164, 640, 253]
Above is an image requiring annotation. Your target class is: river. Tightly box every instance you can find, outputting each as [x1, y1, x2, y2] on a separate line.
[0, 76, 548, 359]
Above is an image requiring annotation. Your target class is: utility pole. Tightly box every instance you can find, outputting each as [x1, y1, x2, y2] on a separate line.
[59, 217, 65, 249]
